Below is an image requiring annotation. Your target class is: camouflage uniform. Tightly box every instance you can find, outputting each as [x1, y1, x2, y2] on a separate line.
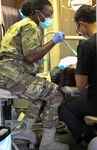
[0, 17, 63, 128]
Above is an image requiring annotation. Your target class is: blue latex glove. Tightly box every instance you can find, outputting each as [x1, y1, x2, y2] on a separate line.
[52, 32, 65, 44]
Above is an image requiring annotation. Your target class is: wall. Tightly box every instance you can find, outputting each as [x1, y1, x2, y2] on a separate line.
[92, 0, 96, 6]
[58, 0, 77, 59]
[60, 7, 77, 58]
[1, 0, 15, 7]
[1, 0, 22, 31]
[1, 0, 24, 8]
[14, 0, 24, 8]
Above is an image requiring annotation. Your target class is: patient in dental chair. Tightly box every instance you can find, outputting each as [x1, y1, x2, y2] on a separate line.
[59, 67, 82, 99]
[50, 56, 86, 99]
[59, 67, 76, 87]
[50, 56, 77, 86]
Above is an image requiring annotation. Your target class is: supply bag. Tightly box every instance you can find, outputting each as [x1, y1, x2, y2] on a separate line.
[0, 126, 11, 150]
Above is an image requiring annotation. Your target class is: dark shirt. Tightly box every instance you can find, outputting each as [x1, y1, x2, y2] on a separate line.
[76, 33, 97, 97]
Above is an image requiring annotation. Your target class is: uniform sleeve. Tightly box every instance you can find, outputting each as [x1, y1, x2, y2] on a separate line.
[21, 24, 42, 56]
[75, 42, 92, 76]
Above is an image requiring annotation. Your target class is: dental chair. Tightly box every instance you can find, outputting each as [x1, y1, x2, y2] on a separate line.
[60, 86, 81, 98]
[84, 116, 97, 125]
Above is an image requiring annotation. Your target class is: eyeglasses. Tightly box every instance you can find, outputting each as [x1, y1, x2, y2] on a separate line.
[40, 9, 54, 19]
[30, 9, 54, 19]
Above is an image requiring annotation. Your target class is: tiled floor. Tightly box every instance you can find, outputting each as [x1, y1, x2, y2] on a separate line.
[12, 132, 88, 150]
[10, 113, 89, 150]
[12, 119, 89, 150]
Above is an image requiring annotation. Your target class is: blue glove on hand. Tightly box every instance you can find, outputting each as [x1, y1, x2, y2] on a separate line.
[52, 32, 65, 44]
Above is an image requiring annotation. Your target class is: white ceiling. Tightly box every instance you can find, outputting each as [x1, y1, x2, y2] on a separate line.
[68, 0, 92, 10]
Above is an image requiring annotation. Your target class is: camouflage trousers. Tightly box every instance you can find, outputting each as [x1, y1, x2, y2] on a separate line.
[0, 72, 64, 128]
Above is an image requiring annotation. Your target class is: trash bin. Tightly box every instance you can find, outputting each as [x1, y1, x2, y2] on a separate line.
[0, 126, 11, 150]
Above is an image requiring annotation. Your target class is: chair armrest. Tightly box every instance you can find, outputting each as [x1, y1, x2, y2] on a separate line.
[85, 116, 97, 123]
[61, 86, 80, 95]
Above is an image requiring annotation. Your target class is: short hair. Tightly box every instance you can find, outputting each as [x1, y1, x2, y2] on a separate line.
[59, 68, 76, 87]
[74, 5, 96, 23]
[21, 0, 52, 17]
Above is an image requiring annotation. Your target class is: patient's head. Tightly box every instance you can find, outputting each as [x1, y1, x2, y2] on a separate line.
[59, 67, 76, 88]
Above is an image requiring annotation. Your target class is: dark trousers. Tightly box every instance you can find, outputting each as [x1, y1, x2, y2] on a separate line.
[58, 94, 97, 143]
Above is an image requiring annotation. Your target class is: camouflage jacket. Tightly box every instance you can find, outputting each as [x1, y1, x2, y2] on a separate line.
[0, 17, 43, 80]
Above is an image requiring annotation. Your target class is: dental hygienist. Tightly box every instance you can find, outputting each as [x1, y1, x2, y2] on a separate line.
[0, 0, 69, 150]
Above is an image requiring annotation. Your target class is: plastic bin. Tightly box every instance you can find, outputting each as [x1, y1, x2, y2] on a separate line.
[0, 126, 11, 150]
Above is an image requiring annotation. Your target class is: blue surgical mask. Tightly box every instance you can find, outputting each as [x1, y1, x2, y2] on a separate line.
[39, 18, 52, 29]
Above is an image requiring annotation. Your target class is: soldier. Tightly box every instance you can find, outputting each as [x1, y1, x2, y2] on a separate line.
[0, 0, 69, 150]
